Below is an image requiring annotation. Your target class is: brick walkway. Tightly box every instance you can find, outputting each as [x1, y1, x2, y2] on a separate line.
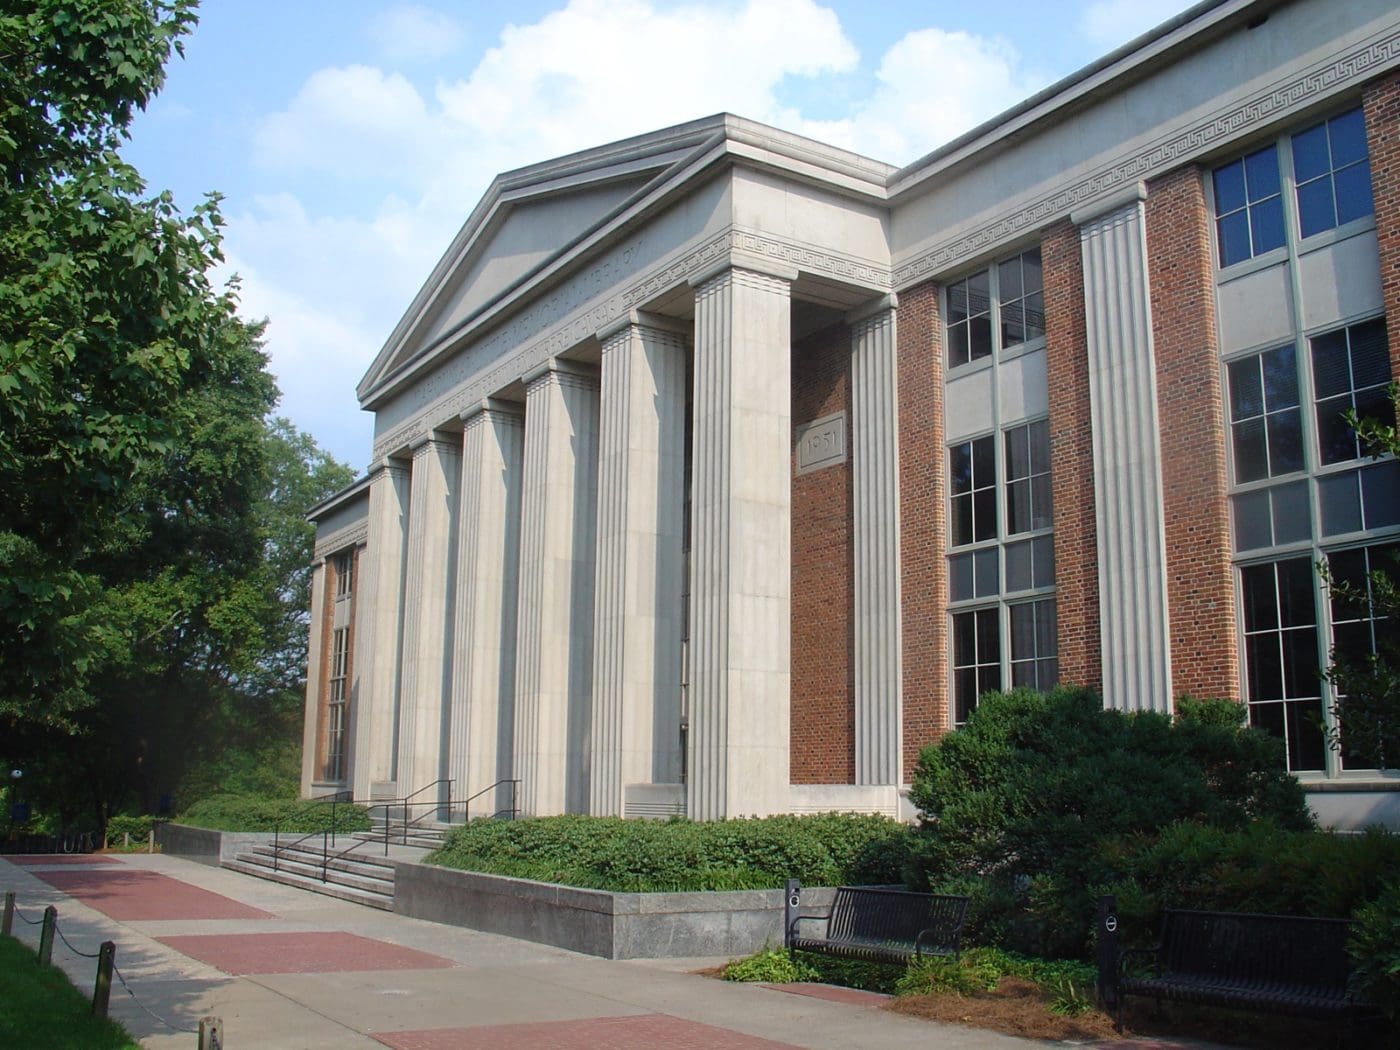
[158, 930, 456, 975]
[5, 854, 124, 866]
[372, 1014, 805, 1049]
[28, 867, 273, 920]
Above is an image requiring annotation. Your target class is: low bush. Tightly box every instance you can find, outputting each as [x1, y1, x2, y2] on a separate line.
[178, 793, 371, 833]
[721, 947, 818, 983]
[895, 946, 1095, 1005]
[427, 812, 916, 892]
[907, 687, 1315, 957]
[104, 814, 155, 845]
[1349, 879, 1400, 1025]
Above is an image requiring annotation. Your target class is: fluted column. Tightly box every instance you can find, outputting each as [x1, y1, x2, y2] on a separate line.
[448, 402, 524, 819]
[396, 435, 461, 801]
[849, 297, 903, 785]
[300, 560, 327, 795]
[590, 316, 687, 816]
[351, 458, 411, 800]
[514, 363, 601, 816]
[1074, 185, 1173, 713]
[688, 266, 793, 820]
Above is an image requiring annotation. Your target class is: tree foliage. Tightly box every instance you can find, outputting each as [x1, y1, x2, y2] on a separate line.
[0, 1, 356, 825]
[1323, 384, 1400, 770]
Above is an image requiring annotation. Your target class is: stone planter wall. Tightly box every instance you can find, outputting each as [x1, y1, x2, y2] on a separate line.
[393, 860, 835, 959]
[154, 822, 277, 866]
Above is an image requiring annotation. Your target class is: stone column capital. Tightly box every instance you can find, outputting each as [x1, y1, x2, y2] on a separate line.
[846, 293, 899, 331]
[596, 310, 691, 348]
[687, 259, 797, 297]
[460, 397, 524, 428]
[521, 358, 598, 391]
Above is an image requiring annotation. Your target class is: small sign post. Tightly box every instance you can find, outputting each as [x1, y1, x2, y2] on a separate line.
[783, 879, 801, 953]
[1096, 894, 1119, 1012]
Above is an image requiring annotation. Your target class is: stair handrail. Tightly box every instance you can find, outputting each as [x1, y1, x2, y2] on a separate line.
[460, 778, 521, 822]
[398, 779, 454, 845]
[270, 790, 381, 871]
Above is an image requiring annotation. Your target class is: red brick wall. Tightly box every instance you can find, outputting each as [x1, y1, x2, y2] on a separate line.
[1365, 71, 1400, 378]
[1145, 168, 1239, 701]
[897, 282, 948, 771]
[1042, 221, 1102, 693]
[790, 322, 854, 784]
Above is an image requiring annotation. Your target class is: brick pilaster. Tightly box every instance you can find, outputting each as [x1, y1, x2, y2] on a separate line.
[1364, 70, 1400, 378]
[1042, 221, 1102, 693]
[897, 281, 948, 769]
[1145, 167, 1239, 701]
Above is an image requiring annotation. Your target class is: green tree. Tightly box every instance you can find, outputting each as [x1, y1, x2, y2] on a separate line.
[0, 0, 222, 729]
[1323, 384, 1400, 769]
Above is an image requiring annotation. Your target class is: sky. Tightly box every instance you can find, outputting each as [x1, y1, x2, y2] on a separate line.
[125, 0, 1197, 472]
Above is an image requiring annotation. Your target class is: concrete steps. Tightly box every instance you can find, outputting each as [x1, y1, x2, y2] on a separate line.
[223, 841, 396, 910]
[358, 818, 454, 851]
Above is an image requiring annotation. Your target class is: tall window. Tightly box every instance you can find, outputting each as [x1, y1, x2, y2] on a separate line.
[946, 248, 1043, 369]
[325, 627, 350, 782]
[334, 550, 353, 596]
[1213, 106, 1374, 268]
[1227, 319, 1396, 770]
[948, 418, 1056, 722]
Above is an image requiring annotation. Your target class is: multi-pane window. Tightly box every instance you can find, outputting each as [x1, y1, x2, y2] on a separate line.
[1239, 558, 1325, 771]
[948, 418, 1056, 722]
[325, 626, 350, 782]
[1213, 107, 1374, 268]
[1328, 543, 1398, 668]
[1213, 144, 1285, 266]
[1227, 317, 1397, 770]
[1310, 318, 1393, 466]
[1227, 345, 1303, 482]
[946, 248, 1043, 368]
[1292, 108, 1373, 239]
[334, 551, 353, 596]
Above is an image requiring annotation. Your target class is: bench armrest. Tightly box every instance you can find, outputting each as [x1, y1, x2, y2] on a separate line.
[914, 923, 965, 959]
[1118, 945, 1161, 978]
[788, 911, 831, 940]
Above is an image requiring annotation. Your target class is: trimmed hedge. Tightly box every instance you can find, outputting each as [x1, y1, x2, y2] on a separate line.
[178, 793, 371, 833]
[427, 813, 915, 892]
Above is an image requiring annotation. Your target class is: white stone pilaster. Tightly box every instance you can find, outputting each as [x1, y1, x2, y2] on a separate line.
[590, 317, 687, 816]
[396, 436, 461, 801]
[688, 266, 792, 820]
[1074, 188, 1173, 713]
[351, 459, 411, 801]
[849, 298, 903, 785]
[300, 561, 327, 796]
[449, 403, 525, 819]
[514, 364, 600, 816]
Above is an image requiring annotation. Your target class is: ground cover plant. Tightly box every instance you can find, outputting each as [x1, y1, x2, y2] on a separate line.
[177, 793, 371, 834]
[426, 812, 914, 892]
[0, 934, 140, 1049]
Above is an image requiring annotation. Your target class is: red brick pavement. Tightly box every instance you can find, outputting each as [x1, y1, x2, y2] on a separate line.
[6, 854, 124, 865]
[29, 868, 271, 920]
[372, 1015, 804, 1049]
[157, 931, 454, 975]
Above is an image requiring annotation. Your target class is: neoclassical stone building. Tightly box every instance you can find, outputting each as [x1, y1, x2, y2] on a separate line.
[303, 0, 1400, 829]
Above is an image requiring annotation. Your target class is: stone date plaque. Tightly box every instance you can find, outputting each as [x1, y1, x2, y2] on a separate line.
[795, 411, 847, 475]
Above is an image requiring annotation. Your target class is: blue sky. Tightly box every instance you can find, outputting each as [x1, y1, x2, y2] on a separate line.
[125, 0, 1193, 471]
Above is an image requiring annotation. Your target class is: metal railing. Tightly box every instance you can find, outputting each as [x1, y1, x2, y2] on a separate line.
[459, 778, 521, 822]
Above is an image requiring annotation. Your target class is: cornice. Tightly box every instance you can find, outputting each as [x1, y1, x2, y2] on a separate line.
[314, 520, 369, 561]
[371, 227, 889, 458]
[893, 25, 1400, 288]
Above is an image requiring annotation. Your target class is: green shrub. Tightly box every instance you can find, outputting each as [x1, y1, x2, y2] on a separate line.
[178, 793, 371, 833]
[907, 686, 1312, 957]
[894, 946, 1095, 1002]
[1349, 880, 1400, 1023]
[722, 947, 818, 983]
[104, 814, 154, 843]
[428, 813, 916, 892]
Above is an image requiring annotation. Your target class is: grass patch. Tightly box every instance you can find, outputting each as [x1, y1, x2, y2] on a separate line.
[0, 935, 140, 1049]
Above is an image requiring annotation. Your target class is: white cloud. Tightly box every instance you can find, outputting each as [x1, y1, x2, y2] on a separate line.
[1080, 0, 1192, 51]
[240, 0, 1054, 464]
[369, 4, 466, 63]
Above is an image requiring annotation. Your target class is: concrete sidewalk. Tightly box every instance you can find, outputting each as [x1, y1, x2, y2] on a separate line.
[0, 852, 1176, 1049]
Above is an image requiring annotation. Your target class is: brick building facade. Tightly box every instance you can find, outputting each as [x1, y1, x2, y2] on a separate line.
[304, 0, 1400, 829]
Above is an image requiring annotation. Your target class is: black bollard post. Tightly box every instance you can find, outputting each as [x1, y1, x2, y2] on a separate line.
[2, 891, 13, 936]
[784, 879, 801, 956]
[1096, 895, 1120, 1014]
[199, 1016, 224, 1050]
[37, 905, 57, 966]
[92, 942, 115, 1018]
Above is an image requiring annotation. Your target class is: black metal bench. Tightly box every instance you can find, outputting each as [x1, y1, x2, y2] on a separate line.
[785, 885, 968, 965]
[1117, 908, 1371, 1027]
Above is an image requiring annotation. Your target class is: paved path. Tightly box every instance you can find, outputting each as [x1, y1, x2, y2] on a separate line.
[1, 852, 1204, 1049]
